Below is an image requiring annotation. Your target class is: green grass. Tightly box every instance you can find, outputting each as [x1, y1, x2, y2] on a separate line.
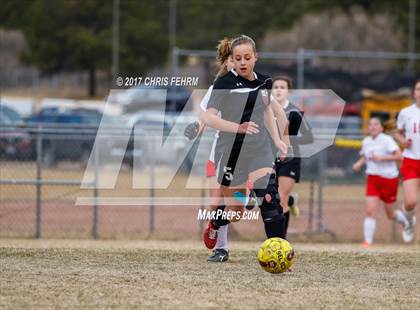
[1, 240, 419, 309]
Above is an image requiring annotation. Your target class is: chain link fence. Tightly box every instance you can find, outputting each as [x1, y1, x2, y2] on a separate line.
[3, 45, 419, 243]
[1, 121, 416, 243]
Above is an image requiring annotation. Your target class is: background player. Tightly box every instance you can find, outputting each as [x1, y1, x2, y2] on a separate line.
[395, 79, 420, 243]
[185, 38, 234, 262]
[201, 35, 288, 249]
[353, 117, 407, 246]
[271, 76, 313, 237]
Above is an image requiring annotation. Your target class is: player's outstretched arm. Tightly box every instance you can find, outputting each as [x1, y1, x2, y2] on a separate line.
[271, 100, 290, 147]
[264, 105, 288, 155]
[352, 156, 365, 172]
[395, 129, 412, 148]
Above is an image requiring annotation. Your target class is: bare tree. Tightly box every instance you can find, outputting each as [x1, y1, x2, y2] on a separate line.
[261, 7, 403, 73]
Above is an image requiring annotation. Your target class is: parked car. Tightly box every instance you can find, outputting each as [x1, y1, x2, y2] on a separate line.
[1, 104, 24, 124]
[25, 107, 124, 166]
[0, 103, 32, 159]
[108, 85, 191, 113]
[116, 110, 204, 171]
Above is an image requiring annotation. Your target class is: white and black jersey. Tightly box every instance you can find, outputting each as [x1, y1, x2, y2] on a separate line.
[207, 69, 274, 186]
[207, 69, 273, 153]
[199, 85, 220, 163]
[275, 100, 313, 183]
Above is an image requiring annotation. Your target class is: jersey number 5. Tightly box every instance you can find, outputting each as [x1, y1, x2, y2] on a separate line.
[223, 166, 233, 181]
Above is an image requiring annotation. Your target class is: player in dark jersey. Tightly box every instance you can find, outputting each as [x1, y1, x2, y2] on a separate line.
[201, 35, 288, 249]
[272, 76, 313, 237]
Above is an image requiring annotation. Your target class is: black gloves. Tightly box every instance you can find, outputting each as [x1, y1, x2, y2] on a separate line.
[184, 121, 200, 140]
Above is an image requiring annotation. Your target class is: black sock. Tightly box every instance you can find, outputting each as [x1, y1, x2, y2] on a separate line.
[284, 211, 290, 238]
[288, 196, 294, 207]
[264, 215, 286, 239]
[211, 205, 230, 229]
[213, 219, 230, 229]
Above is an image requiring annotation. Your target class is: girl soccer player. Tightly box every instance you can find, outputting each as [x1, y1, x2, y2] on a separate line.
[353, 117, 407, 247]
[201, 34, 288, 249]
[184, 38, 234, 261]
[395, 79, 420, 243]
[271, 76, 313, 237]
[186, 40, 290, 258]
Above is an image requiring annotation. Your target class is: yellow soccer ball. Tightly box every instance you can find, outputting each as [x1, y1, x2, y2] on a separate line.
[257, 237, 295, 273]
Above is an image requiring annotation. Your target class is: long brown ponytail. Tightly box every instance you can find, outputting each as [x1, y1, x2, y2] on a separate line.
[215, 37, 231, 80]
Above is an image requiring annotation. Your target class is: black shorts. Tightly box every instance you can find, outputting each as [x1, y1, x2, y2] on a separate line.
[275, 157, 301, 183]
[216, 145, 275, 187]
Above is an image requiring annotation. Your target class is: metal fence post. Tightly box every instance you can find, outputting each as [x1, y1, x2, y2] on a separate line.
[317, 150, 326, 232]
[316, 149, 336, 240]
[297, 48, 305, 89]
[149, 136, 155, 235]
[92, 140, 99, 240]
[170, 47, 179, 110]
[35, 125, 42, 239]
[307, 178, 315, 233]
[172, 47, 179, 77]
[391, 221, 397, 242]
[199, 178, 206, 236]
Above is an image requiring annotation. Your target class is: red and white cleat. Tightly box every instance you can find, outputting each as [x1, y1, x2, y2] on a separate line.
[203, 221, 218, 249]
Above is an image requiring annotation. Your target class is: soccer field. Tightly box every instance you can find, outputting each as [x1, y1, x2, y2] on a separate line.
[1, 240, 419, 309]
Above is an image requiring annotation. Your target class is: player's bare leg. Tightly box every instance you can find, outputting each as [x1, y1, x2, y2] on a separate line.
[363, 196, 380, 247]
[207, 176, 229, 261]
[203, 184, 245, 249]
[278, 176, 296, 237]
[402, 178, 419, 242]
[278, 176, 296, 213]
[383, 202, 409, 240]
